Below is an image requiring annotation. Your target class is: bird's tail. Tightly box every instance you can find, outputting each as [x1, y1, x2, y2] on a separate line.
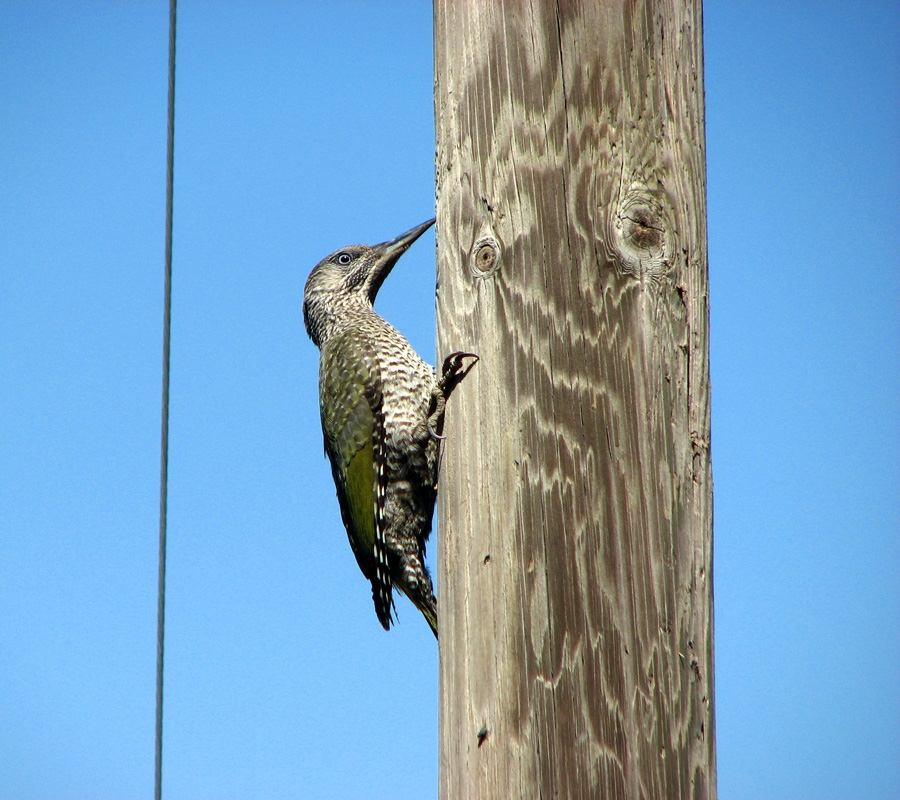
[399, 584, 438, 639]
[418, 596, 438, 639]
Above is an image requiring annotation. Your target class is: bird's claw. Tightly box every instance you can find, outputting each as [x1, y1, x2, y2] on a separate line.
[439, 351, 479, 398]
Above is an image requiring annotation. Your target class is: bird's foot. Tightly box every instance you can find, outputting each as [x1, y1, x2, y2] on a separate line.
[439, 351, 479, 398]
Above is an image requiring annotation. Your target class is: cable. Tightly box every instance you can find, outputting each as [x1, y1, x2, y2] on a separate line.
[156, 1, 177, 798]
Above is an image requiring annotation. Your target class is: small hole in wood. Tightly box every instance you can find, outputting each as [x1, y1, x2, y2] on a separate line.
[475, 243, 496, 271]
[471, 235, 501, 277]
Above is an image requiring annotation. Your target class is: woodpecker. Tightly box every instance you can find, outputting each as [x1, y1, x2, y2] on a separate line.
[303, 219, 476, 638]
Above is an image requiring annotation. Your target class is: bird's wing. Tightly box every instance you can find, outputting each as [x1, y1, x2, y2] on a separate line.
[319, 330, 393, 629]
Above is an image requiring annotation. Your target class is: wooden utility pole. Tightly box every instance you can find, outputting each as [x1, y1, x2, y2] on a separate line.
[434, 1, 714, 798]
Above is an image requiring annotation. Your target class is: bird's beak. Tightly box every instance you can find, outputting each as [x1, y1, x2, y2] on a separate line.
[367, 218, 435, 301]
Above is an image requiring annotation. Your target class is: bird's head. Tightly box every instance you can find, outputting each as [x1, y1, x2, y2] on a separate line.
[303, 218, 435, 348]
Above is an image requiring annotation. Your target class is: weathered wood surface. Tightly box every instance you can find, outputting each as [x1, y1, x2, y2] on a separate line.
[434, 1, 715, 798]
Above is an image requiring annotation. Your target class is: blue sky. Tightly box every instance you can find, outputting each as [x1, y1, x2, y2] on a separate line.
[1, 2, 897, 799]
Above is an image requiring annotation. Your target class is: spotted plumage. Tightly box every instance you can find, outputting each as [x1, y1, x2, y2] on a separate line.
[303, 219, 476, 637]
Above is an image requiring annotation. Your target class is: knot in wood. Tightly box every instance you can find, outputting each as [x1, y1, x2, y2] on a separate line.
[471, 236, 500, 278]
[624, 209, 662, 252]
[611, 189, 672, 280]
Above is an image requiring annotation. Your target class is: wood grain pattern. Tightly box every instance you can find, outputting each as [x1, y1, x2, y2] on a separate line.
[434, 1, 715, 798]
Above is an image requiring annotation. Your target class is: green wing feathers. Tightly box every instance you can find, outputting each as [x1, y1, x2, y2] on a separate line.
[319, 331, 393, 629]
[341, 437, 376, 562]
[319, 333, 378, 570]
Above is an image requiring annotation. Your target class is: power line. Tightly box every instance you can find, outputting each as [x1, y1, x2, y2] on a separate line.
[156, 1, 177, 798]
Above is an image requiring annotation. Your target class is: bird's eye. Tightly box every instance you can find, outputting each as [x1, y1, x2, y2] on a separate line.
[336, 252, 352, 266]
